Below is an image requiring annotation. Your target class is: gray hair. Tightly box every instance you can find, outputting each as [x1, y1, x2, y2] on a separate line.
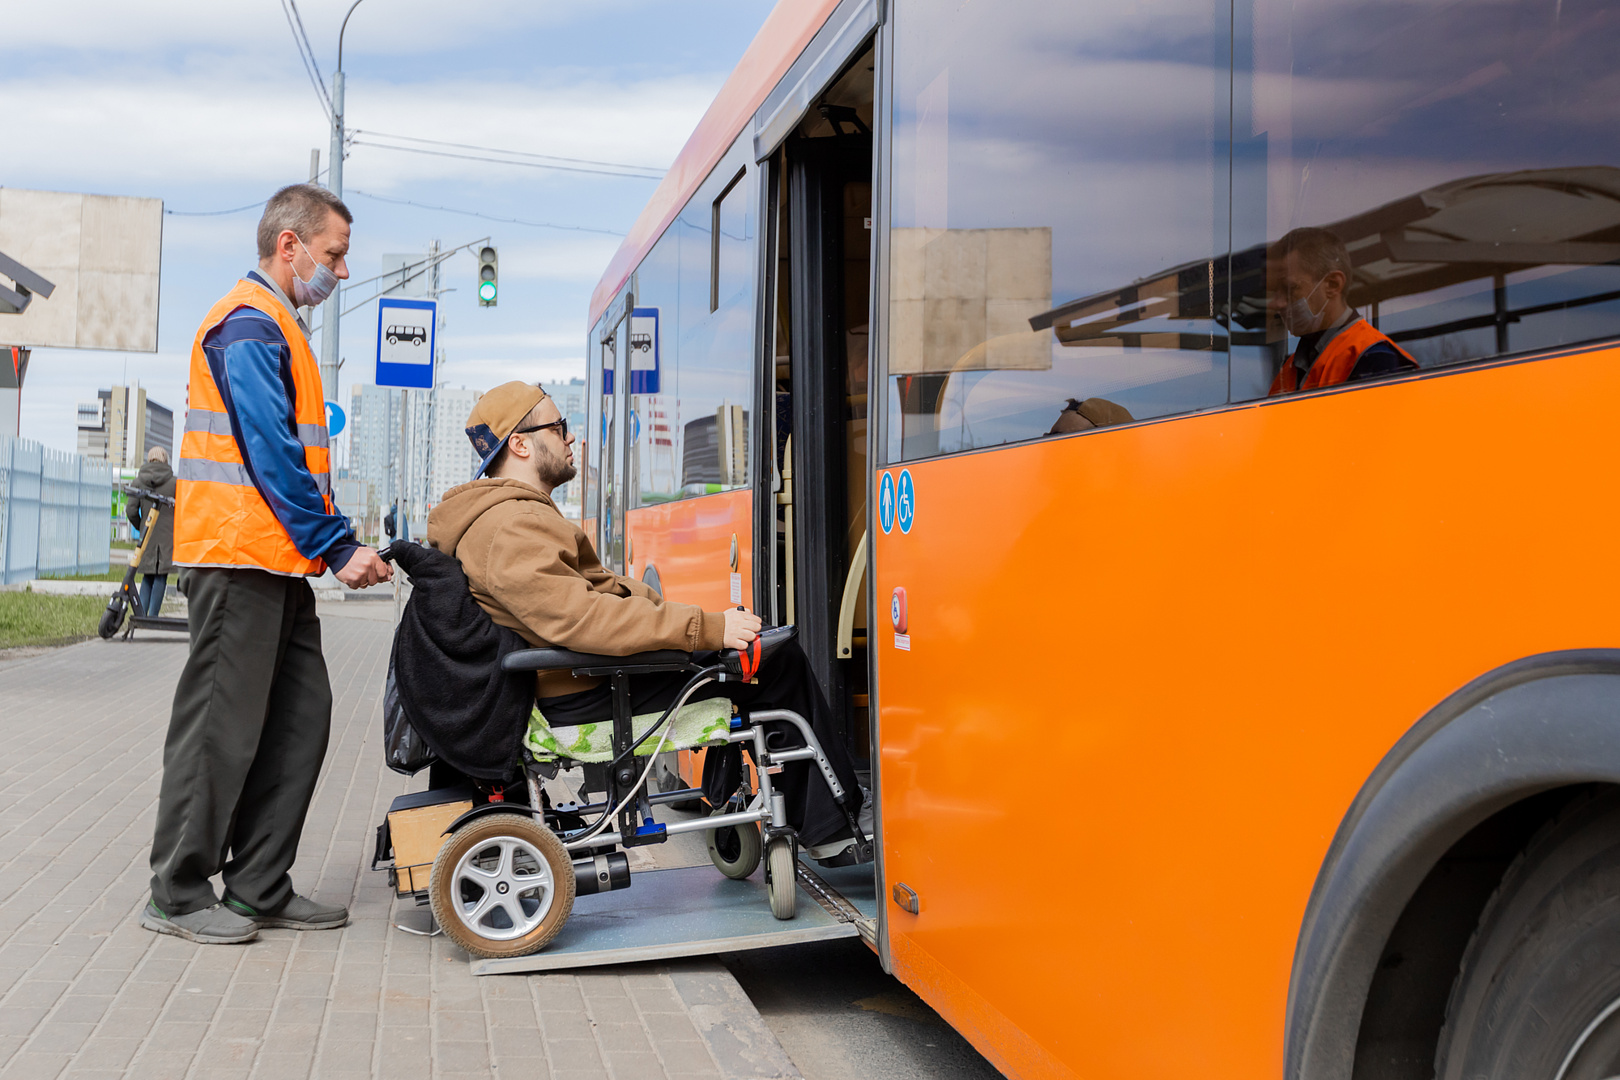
[1270, 227, 1353, 289]
[256, 184, 353, 259]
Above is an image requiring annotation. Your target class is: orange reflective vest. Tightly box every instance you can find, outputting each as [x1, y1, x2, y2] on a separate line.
[174, 280, 334, 576]
[1268, 318, 1416, 395]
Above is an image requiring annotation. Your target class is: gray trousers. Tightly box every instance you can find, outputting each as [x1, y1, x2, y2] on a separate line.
[149, 568, 332, 916]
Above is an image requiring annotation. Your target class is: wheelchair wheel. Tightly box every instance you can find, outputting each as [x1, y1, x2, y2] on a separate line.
[706, 807, 761, 880]
[765, 836, 797, 920]
[429, 813, 575, 959]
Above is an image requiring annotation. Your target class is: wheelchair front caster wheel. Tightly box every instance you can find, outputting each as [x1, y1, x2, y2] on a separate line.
[707, 807, 762, 880]
[429, 813, 575, 959]
[765, 837, 797, 920]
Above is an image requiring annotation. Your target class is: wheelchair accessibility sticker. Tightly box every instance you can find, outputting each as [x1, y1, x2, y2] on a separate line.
[897, 470, 915, 534]
[879, 472, 897, 533]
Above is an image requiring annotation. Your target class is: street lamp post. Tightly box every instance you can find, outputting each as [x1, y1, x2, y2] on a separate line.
[320, 0, 366, 404]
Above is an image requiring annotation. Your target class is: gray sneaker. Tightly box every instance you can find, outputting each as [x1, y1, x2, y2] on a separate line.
[140, 901, 259, 944]
[226, 894, 348, 930]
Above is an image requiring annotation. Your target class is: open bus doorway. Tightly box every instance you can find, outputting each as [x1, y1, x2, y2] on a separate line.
[761, 46, 876, 772]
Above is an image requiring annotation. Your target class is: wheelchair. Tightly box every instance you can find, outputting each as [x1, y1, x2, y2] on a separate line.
[375, 625, 872, 960]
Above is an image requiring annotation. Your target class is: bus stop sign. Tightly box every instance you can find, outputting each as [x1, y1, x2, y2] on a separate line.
[376, 297, 436, 389]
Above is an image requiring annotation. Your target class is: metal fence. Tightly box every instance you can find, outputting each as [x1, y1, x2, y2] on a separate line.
[0, 437, 113, 585]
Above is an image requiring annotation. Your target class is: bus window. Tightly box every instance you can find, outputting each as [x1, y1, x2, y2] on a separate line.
[629, 231, 681, 506]
[675, 154, 756, 498]
[712, 168, 748, 313]
[1231, 0, 1620, 399]
[619, 149, 756, 509]
[884, 0, 1232, 463]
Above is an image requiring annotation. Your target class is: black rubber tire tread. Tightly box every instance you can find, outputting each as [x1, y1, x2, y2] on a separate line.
[766, 837, 796, 920]
[706, 807, 762, 880]
[97, 597, 126, 640]
[429, 813, 575, 960]
[1435, 788, 1620, 1079]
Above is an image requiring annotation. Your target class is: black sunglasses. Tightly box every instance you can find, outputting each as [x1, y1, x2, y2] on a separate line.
[515, 417, 569, 441]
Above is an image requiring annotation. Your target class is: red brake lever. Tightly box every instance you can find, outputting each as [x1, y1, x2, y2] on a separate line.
[738, 636, 761, 681]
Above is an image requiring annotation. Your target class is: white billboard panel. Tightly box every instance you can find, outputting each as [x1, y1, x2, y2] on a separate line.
[0, 188, 163, 352]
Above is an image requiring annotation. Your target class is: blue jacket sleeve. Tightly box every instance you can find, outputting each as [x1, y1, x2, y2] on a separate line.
[212, 324, 359, 570]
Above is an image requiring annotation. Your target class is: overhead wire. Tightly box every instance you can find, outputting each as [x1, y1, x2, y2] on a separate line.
[280, 0, 334, 120]
[166, 200, 268, 217]
[350, 129, 665, 178]
[165, 165, 330, 216]
[347, 189, 626, 236]
[348, 139, 663, 181]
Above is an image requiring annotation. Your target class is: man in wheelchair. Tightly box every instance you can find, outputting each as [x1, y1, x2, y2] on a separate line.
[422, 382, 866, 864]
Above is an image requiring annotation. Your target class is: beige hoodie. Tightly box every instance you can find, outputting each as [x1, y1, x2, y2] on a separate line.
[426, 477, 725, 698]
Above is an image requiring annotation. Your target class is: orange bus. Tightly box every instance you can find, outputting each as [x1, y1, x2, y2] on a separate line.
[580, 0, 1620, 1076]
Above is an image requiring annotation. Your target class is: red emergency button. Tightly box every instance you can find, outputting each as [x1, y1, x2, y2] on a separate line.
[890, 587, 908, 634]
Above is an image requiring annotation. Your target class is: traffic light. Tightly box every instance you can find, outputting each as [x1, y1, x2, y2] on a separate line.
[476, 245, 498, 307]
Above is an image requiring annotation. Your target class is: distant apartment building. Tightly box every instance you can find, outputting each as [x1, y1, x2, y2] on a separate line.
[348, 383, 402, 536]
[430, 387, 482, 505]
[77, 385, 173, 465]
[548, 377, 586, 510]
[347, 383, 486, 539]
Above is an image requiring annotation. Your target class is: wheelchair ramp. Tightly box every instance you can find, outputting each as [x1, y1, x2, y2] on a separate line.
[470, 859, 878, 975]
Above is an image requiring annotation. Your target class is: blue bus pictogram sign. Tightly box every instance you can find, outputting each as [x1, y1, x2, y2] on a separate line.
[897, 469, 916, 533]
[879, 471, 897, 534]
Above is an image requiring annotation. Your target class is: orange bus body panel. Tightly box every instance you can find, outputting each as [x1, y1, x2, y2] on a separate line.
[873, 344, 1620, 1078]
[588, 0, 840, 326]
[626, 491, 754, 787]
[625, 491, 753, 612]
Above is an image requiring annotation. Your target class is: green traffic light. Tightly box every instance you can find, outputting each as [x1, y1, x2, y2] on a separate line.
[479, 281, 498, 303]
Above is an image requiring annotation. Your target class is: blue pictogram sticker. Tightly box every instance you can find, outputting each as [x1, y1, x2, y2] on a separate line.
[879, 472, 897, 534]
[897, 470, 916, 534]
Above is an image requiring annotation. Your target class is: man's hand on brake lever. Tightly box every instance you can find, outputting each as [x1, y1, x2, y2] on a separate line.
[334, 548, 393, 590]
[722, 607, 762, 650]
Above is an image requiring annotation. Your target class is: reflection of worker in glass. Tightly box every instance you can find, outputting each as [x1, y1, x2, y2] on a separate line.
[1268, 227, 1416, 395]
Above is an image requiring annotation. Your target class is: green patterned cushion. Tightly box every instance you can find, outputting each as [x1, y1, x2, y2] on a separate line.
[525, 698, 733, 763]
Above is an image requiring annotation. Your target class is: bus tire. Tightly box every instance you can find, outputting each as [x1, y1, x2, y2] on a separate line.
[765, 836, 796, 920]
[706, 808, 761, 880]
[1435, 788, 1620, 1079]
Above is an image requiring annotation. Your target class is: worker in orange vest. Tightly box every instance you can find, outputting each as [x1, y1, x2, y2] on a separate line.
[143, 184, 392, 945]
[1267, 227, 1418, 395]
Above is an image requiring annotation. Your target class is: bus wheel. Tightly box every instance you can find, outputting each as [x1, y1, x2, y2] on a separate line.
[706, 807, 761, 880]
[429, 813, 575, 960]
[1436, 789, 1620, 1079]
[765, 836, 796, 920]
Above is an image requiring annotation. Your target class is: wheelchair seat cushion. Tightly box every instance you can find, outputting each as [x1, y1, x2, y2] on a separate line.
[524, 698, 732, 763]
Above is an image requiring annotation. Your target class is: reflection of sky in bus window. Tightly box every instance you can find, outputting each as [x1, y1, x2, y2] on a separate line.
[623, 138, 756, 502]
[886, 0, 1231, 460]
[1238, 0, 1620, 384]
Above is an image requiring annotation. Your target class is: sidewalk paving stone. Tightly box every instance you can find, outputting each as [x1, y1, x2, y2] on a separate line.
[0, 608, 800, 1079]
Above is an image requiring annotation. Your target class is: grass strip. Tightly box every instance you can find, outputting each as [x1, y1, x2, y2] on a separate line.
[41, 568, 127, 582]
[0, 592, 106, 649]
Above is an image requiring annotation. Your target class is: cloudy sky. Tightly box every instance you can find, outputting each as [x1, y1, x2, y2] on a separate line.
[2, 0, 775, 457]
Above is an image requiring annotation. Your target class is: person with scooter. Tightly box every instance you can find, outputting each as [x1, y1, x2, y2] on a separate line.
[127, 446, 175, 616]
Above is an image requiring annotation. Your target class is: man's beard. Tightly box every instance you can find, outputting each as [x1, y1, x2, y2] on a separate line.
[537, 446, 577, 488]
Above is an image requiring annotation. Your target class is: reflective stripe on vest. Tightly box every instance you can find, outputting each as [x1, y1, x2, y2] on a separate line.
[173, 279, 334, 576]
[1269, 318, 1416, 396]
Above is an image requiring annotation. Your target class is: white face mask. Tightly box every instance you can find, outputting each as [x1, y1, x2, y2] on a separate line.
[1282, 276, 1329, 336]
[291, 236, 339, 307]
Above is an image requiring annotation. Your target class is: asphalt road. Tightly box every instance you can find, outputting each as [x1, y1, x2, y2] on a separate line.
[722, 938, 1004, 1080]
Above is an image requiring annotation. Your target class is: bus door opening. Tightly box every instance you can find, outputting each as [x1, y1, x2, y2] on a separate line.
[764, 45, 875, 771]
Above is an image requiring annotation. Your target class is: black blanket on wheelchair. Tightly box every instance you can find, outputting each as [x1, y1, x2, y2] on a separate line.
[385, 541, 534, 781]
